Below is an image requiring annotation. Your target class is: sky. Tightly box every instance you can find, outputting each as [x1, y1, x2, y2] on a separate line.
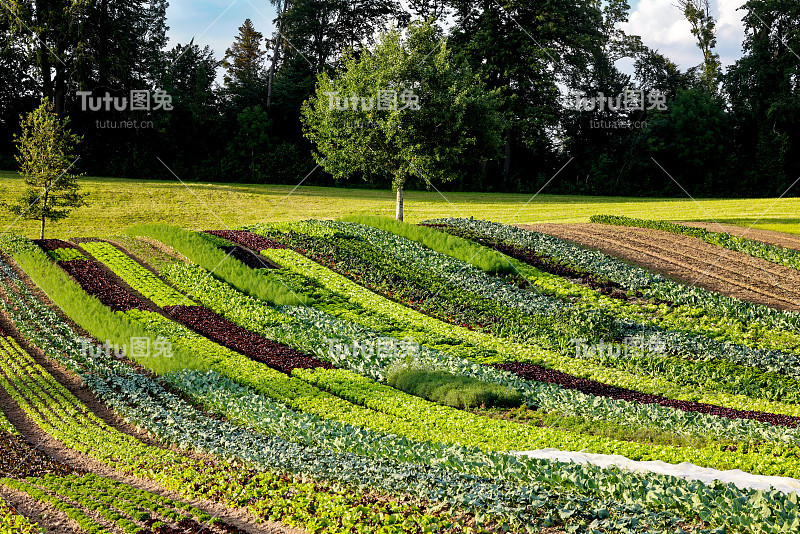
[163, 0, 749, 81]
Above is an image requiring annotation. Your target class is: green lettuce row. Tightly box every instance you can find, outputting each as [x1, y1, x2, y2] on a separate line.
[78, 241, 193, 307]
[163, 259, 800, 446]
[46, 247, 86, 262]
[67, 473, 212, 526]
[24, 475, 142, 533]
[590, 215, 800, 271]
[5, 247, 800, 534]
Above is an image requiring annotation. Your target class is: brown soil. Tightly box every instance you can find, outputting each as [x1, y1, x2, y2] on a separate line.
[522, 223, 800, 311]
[679, 221, 800, 252]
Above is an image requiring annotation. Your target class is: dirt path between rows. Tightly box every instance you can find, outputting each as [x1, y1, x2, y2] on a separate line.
[679, 221, 800, 252]
[521, 223, 800, 311]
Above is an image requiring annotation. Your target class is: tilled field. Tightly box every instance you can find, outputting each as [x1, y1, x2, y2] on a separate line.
[525, 223, 800, 311]
[680, 221, 800, 251]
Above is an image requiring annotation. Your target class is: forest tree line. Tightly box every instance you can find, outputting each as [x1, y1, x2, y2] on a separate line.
[0, 0, 798, 197]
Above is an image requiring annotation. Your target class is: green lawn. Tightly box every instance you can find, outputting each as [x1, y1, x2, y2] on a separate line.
[2, 170, 799, 238]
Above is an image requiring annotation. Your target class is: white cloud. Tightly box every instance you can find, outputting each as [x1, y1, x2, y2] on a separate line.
[620, 0, 747, 72]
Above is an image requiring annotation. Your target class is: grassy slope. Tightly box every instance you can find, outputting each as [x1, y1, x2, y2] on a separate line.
[1, 171, 799, 237]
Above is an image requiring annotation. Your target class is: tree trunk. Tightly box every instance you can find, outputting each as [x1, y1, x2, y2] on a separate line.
[502, 128, 512, 190]
[40, 190, 47, 239]
[396, 186, 404, 222]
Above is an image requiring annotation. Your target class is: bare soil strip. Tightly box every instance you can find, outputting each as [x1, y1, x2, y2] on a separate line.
[522, 223, 800, 311]
[679, 221, 800, 252]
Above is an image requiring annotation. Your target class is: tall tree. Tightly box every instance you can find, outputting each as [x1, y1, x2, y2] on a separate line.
[448, 0, 602, 189]
[677, 0, 721, 92]
[223, 19, 267, 91]
[6, 99, 87, 238]
[302, 22, 504, 220]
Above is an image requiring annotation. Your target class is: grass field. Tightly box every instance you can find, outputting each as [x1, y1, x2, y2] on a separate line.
[2, 170, 800, 237]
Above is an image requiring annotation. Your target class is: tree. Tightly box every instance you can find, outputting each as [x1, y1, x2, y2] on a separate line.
[448, 0, 603, 189]
[301, 22, 504, 220]
[6, 99, 87, 238]
[677, 0, 721, 92]
[223, 19, 267, 99]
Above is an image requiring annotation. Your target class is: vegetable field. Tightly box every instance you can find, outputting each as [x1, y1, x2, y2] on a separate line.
[2, 216, 800, 533]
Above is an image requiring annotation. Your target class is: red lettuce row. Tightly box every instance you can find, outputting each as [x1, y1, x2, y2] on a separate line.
[32, 239, 78, 251]
[204, 230, 285, 251]
[494, 362, 800, 428]
[164, 305, 333, 374]
[59, 259, 149, 312]
[0, 430, 78, 478]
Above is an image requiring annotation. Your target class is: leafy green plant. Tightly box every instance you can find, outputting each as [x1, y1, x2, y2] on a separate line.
[387, 364, 523, 409]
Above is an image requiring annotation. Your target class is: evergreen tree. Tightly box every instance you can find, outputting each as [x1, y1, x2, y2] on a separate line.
[223, 19, 267, 91]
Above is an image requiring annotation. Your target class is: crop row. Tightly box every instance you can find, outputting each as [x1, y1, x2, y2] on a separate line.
[492, 361, 800, 428]
[163, 304, 332, 373]
[125, 225, 303, 306]
[591, 215, 800, 271]
[78, 241, 193, 308]
[204, 229, 286, 251]
[60, 259, 149, 312]
[5, 473, 240, 534]
[0, 496, 41, 534]
[0, 413, 76, 478]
